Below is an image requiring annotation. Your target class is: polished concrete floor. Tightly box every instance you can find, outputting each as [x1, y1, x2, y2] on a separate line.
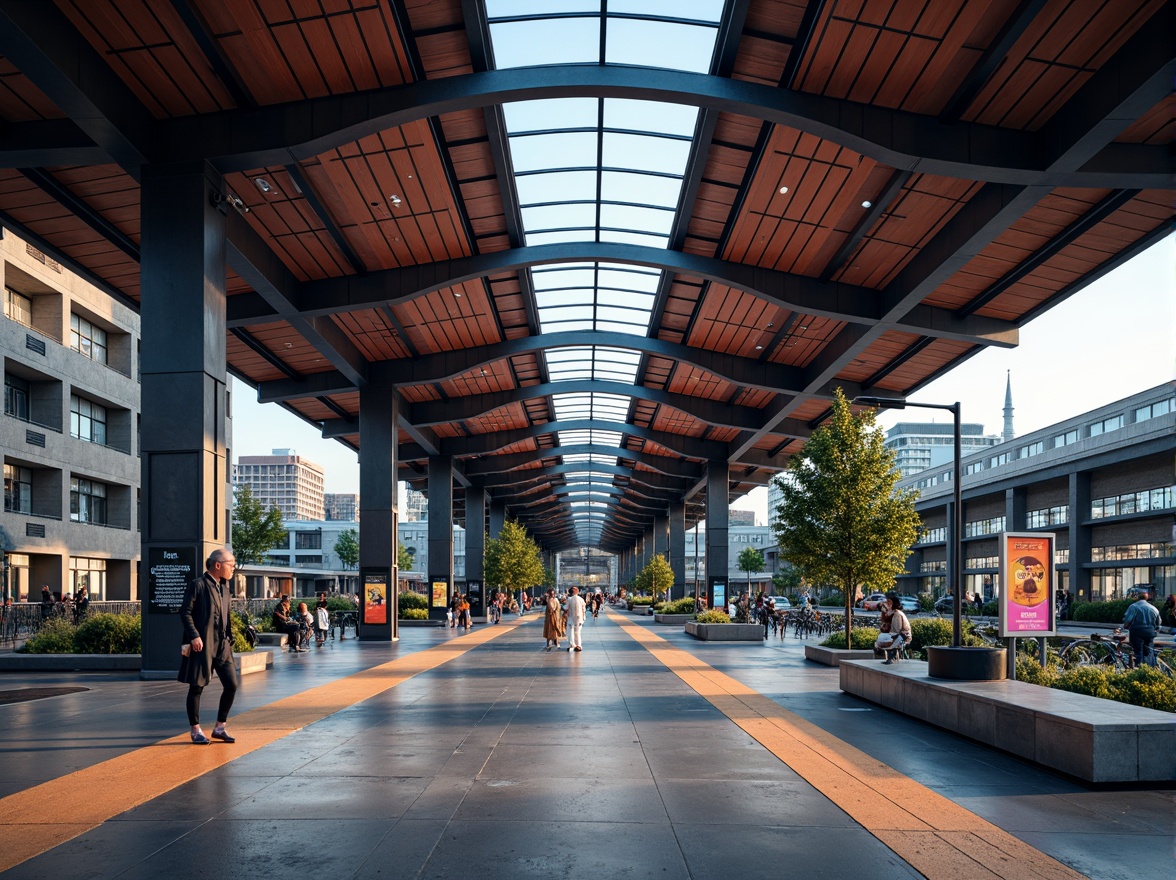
[0, 609, 1170, 879]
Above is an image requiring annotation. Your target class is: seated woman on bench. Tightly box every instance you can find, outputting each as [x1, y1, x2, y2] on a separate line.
[875, 592, 911, 664]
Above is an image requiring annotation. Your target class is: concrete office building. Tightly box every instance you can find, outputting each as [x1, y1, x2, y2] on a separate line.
[235, 449, 325, 522]
[1, 232, 142, 600]
[324, 492, 358, 521]
[402, 487, 427, 522]
[899, 384, 1174, 603]
[884, 421, 1001, 477]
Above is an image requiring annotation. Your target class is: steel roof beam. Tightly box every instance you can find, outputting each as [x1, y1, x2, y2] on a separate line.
[156, 65, 1173, 189]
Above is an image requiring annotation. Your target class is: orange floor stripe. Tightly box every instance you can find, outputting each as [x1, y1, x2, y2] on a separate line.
[609, 611, 1087, 880]
[0, 621, 521, 873]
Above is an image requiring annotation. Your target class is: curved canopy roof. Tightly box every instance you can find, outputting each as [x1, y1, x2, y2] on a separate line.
[0, 0, 1171, 552]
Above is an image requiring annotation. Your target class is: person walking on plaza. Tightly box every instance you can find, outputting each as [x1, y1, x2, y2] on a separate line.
[314, 597, 330, 647]
[564, 586, 586, 652]
[178, 548, 239, 745]
[1122, 586, 1161, 667]
[543, 588, 564, 651]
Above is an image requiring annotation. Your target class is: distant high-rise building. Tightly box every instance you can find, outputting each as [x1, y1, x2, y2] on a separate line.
[403, 487, 427, 522]
[235, 449, 325, 521]
[729, 509, 756, 526]
[883, 423, 999, 477]
[324, 493, 358, 521]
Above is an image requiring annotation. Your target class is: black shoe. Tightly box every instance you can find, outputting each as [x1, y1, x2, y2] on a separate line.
[190, 731, 211, 745]
[211, 728, 236, 743]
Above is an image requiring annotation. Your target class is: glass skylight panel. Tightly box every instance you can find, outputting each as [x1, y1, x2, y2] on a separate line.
[608, 0, 723, 19]
[510, 132, 598, 172]
[515, 171, 598, 205]
[597, 265, 659, 291]
[600, 171, 681, 207]
[532, 266, 597, 288]
[522, 203, 597, 231]
[527, 231, 596, 246]
[603, 99, 699, 136]
[489, 18, 599, 68]
[599, 204, 674, 234]
[488, 0, 599, 15]
[605, 19, 718, 72]
[502, 98, 598, 131]
[599, 229, 670, 248]
[602, 133, 691, 175]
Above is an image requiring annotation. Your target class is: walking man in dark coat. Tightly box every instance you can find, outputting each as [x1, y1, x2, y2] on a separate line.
[178, 547, 239, 745]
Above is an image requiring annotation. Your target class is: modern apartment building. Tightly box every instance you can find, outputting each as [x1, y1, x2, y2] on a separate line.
[324, 492, 358, 521]
[235, 449, 325, 522]
[899, 384, 1175, 603]
[1, 231, 141, 600]
[884, 421, 1001, 477]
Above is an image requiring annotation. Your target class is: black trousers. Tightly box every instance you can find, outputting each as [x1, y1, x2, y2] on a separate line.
[185, 656, 240, 726]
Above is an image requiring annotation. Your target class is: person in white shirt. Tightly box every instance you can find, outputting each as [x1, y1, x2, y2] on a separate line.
[564, 586, 587, 652]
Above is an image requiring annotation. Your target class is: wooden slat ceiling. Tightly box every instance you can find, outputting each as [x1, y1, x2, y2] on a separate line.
[0, 0, 1170, 553]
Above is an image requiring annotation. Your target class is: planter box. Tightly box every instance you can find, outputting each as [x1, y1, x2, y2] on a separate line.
[653, 613, 695, 625]
[685, 622, 764, 641]
[804, 645, 876, 666]
[0, 650, 272, 675]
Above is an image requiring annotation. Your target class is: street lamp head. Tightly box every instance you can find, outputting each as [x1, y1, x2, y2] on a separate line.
[853, 395, 907, 410]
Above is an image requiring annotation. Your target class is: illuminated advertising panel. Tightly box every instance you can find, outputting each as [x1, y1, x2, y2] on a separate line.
[998, 532, 1056, 637]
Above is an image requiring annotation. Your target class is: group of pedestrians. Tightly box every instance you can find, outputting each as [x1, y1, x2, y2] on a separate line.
[542, 586, 589, 652]
[271, 594, 331, 652]
[38, 584, 90, 623]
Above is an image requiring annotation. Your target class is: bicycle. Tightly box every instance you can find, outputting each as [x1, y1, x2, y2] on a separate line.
[1059, 630, 1173, 677]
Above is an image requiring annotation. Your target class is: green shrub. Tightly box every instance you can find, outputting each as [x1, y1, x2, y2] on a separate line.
[1015, 656, 1058, 686]
[231, 611, 254, 653]
[661, 597, 696, 614]
[906, 618, 985, 658]
[1111, 666, 1176, 712]
[918, 592, 935, 612]
[981, 600, 998, 616]
[325, 596, 356, 611]
[400, 608, 429, 620]
[18, 617, 78, 654]
[73, 613, 141, 654]
[694, 609, 731, 623]
[1053, 664, 1115, 700]
[823, 591, 845, 607]
[398, 591, 428, 612]
[629, 596, 653, 607]
[1071, 599, 1135, 623]
[821, 626, 880, 649]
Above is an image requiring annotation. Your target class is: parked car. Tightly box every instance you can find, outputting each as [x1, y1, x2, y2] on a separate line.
[1125, 584, 1154, 600]
[860, 592, 888, 611]
[934, 595, 956, 613]
[768, 596, 791, 609]
[898, 595, 920, 614]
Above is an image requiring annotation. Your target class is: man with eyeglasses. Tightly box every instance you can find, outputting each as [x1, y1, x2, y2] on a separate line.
[178, 547, 239, 744]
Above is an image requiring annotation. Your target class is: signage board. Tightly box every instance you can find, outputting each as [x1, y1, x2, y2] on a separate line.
[147, 546, 197, 614]
[363, 571, 388, 625]
[998, 532, 1056, 637]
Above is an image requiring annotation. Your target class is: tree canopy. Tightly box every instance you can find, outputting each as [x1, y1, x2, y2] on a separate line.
[771, 388, 920, 641]
[333, 528, 359, 569]
[737, 546, 765, 595]
[635, 554, 674, 600]
[230, 485, 287, 565]
[397, 542, 414, 572]
[483, 521, 545, 593]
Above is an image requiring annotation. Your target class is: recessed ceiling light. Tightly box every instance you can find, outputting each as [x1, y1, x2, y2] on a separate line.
[861, 200, 872, 208]
[779, 186, 788, 194]
[253, 177, 272, 193]
[755, 345, 763, 350]
[455, 291, 462, 298]
[390, 195, 402, 207]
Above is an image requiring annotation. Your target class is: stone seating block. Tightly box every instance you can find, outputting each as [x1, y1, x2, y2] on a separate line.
[255, 632, 288, 647]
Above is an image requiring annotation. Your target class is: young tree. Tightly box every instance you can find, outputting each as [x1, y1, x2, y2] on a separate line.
[483, 521, 545, 595]
[333, 528, 359, 569]
[771, 388, 920, 645]
[397, 543, 414, 572]
[230, 485, 287, 564]
[737, 546, 765, 597]
[641, 554, 674, 602]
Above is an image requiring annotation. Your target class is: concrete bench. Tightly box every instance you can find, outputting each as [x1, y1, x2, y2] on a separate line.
[684, 622, 764, 641]
[255, 632, 288, 648]
[839, 658, 1176, 783]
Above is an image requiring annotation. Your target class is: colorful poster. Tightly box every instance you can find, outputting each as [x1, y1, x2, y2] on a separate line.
[998, 532, 1056, 637]
[363, 574, 387, 625]
[431, 580, 448, 608]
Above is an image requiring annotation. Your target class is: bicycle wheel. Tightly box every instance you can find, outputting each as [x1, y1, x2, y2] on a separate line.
[1060, 641, 1114, 669]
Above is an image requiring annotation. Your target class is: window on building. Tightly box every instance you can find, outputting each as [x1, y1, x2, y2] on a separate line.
[295, 531, 322, 550]
[5, 374, 30, 421]
[4, 287, 32, 326]
[990, 452, 1014, 468]
[965, 461, 984, 475]
[70, 394, 107, 445]
[70, 313, 107, 364]
[1091, 485, 1175, 519]
[1089, 414, 1124, 437]
[1053, 428, 1079, 448]
[1026, 505, 1068, 528]
[1019, 440, 1043, 458]
[4, 463, 32, 514]
[917, 527, 946, 544]
[70, 477, 107, 524]
[70, 557, 106, 601]
[1135, 398, 1172, 422]
[965, 556, 999, 570]
[1091, 542, 1173, 562]
[964, 515, 1005, 538]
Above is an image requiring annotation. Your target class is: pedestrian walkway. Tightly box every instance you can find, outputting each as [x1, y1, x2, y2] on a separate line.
[0, 610, 1169, 879]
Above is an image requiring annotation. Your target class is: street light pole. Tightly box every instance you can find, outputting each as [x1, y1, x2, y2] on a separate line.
[855, 396, 964, 647]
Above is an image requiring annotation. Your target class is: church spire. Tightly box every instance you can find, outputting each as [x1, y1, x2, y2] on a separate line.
[1002, 371, 1015, 442]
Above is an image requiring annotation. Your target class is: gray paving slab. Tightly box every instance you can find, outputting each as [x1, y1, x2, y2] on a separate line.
[0, 613, 1171, 880]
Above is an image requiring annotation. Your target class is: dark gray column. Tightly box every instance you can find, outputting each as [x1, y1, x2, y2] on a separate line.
[706, 461, 729, 609]
[489, 500, 506, 539]
[669, 501, 686, 601]
[428, 456, 454, 622]
[1068, 471, 1092, 603]
[465, 484, 486, 619]
[139, 162, 229, 679]
[358, 369, 398, 641]
[1006, 486, 1027, 531]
